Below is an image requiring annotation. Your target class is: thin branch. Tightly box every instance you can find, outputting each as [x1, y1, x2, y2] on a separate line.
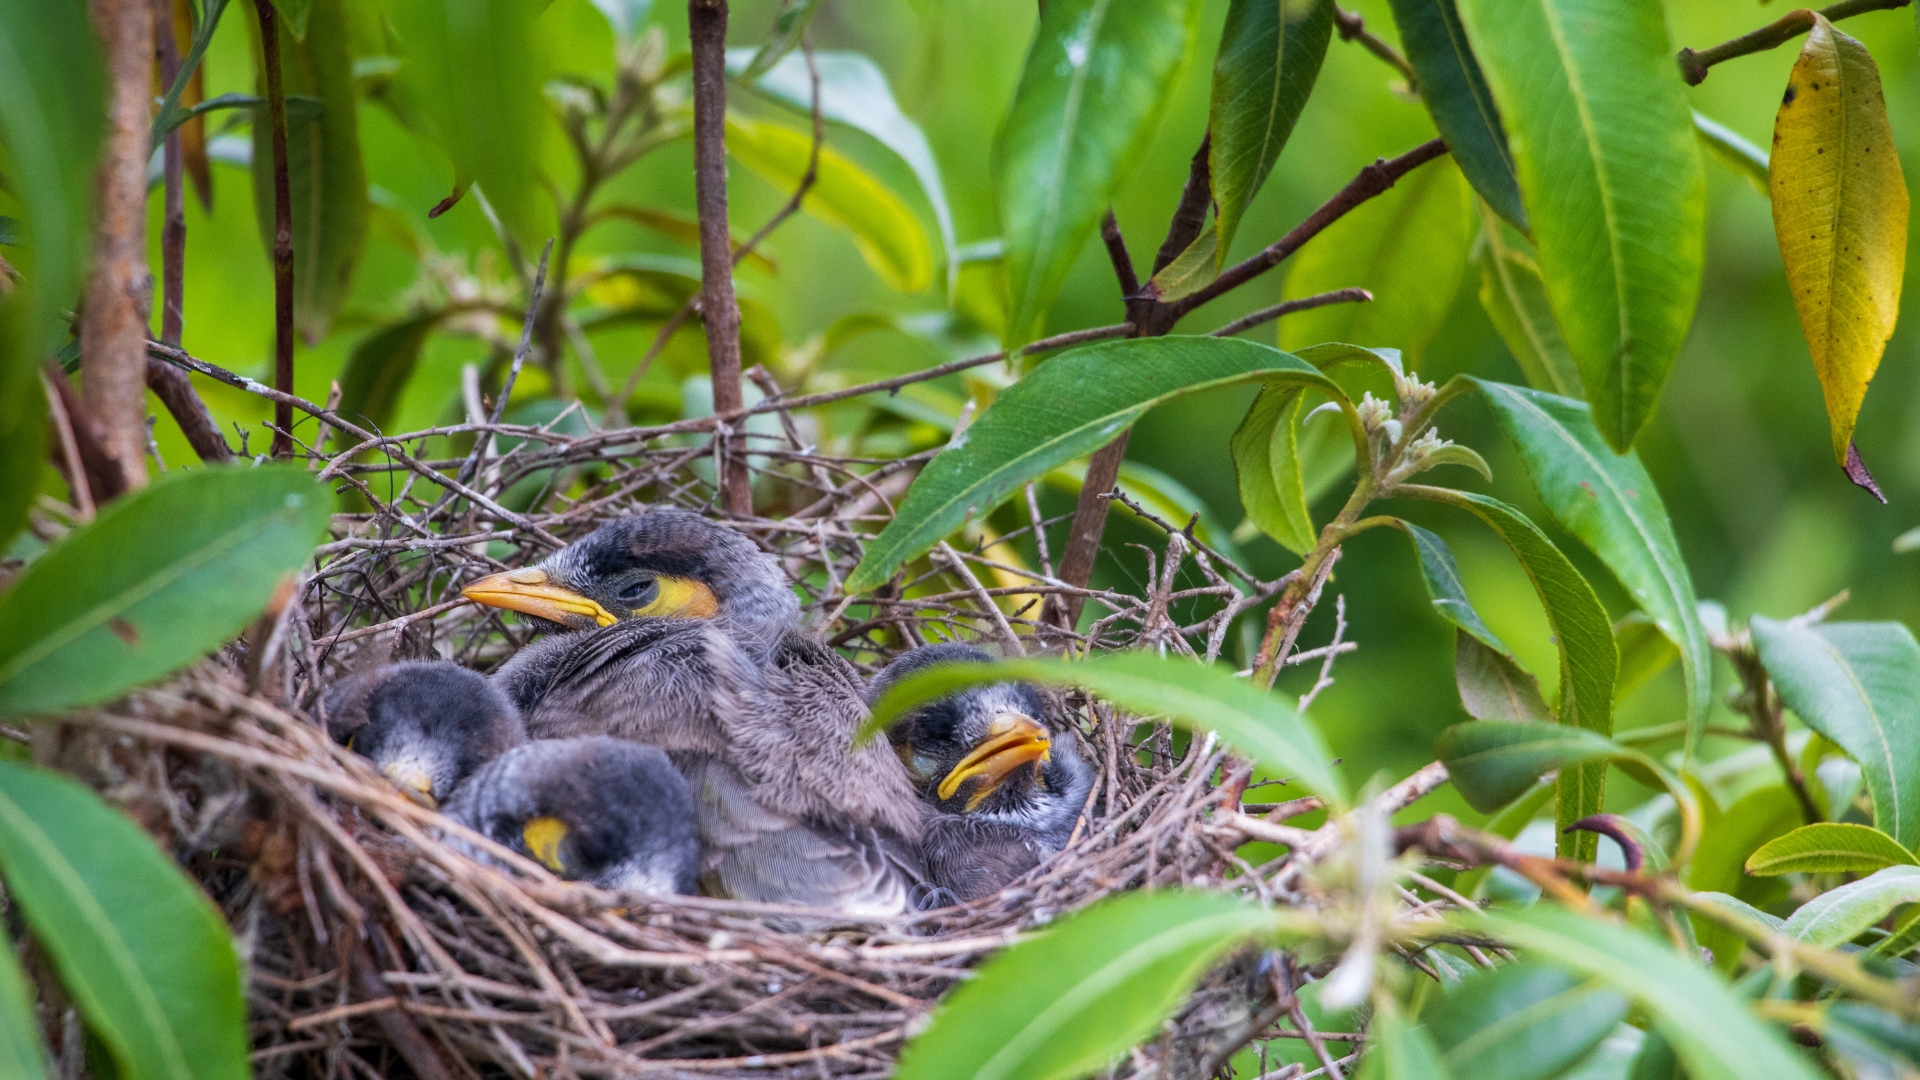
[1334, 7, 1418, 89]
[1150, 133, 1213, 279]
[689, 0, 750, 515]
[41, 369, 97, 520]
[1170, 139, 1449, 318]
[1212, 288, 1373, 339]
[256, 0, 296, 458]
[1099, 211, 1139, 297]
[1677, 0, 1909, 85]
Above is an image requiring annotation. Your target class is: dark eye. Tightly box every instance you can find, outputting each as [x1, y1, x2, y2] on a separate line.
[617, 577, 659, 605]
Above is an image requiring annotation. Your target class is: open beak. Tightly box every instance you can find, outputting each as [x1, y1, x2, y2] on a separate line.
[937, 713, 1051, 810]
[381, 762, 438, 809]
[462, 567, 617, 629]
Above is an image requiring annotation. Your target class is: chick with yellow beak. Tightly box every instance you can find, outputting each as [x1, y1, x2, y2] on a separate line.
[873, 644, 1095, 904]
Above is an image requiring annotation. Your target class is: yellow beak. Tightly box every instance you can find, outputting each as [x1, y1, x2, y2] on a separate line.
[937, 713, 1051, 810]
[462, 567, 617, 629]
[522, 816, 569, 874]
[380, 762, 438, 809]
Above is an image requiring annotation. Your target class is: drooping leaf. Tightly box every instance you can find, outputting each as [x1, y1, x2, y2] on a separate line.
[1393, 520, 1505, 652]
[737, 0, 819, 77]
[0, 466, 333, 715]
[250, 0, 367, 344]
[1454, 0, 1707, 451]
[1750, 616, 1920, 848]
[1784, 865, 1920, 946]
[1469, 907, 1824, 1080]
[1385, 0, 1525, 230]
[1475, 204, 1580, 397]
[866, 651, 1348, 805]
[1613, 612, 1678, 704]
[1280, 157, 1472, 363]
[895, 891, 1293, 1080]
[0, 930, 49, 1080]
[1468, 379, 1711, 757]
[1424, 962, 1628, 1080]
[1355, 996, 1455, 1080]
[847, 337, 1347, 593]
[996, 0, 1203, 346]
[0, 760, 248, 1080]
[334, 311, 447, 438]
[725, 114, 932, 293]
[1232, 384, 1317, 554]
[1693, 111, 1769, 197]
[1455, 631, 1552, 724]
[1744, 822, 1918, 877]
[0, 0, 103, 548]
[1769, 14, 1909, 465]
[1407, 488, 1618, 857]
[729, 51, 955, 286]
[1208, 0, 1334, 269]
[385, 0, 548, 247]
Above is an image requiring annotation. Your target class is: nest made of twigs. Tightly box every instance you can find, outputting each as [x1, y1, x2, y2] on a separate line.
[26, 420, 1322, 1079]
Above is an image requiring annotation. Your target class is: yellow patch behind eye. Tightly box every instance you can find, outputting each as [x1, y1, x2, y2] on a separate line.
[522, 816, 569, 873]
[637, 575, 719, 619]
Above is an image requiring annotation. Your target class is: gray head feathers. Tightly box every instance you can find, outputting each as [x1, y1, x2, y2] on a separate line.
[323, 661, 525, 806]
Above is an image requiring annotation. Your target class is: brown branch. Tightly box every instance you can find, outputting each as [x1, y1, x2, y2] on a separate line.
[689, 0, 750, 515]
[1212, 287, 1372, 339]
[42, 368, 100, 518]
[82, 0, 155, 493]
[256, 0, 296, 458]
[1098, 211, 1139, 297]
[1170, 138, 1449, 318]
[1677, 0, 1909, 86]
[1149, 133, 1213, 280]
[1334, 6, 1419, 89]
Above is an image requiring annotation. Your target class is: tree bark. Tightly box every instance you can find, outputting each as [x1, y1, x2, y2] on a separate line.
[82, 0, 156, 495]
[689, 0, 751, 516]
[256, 0, 296, 459]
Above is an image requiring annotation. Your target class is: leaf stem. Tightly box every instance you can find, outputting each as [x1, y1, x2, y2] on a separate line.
[1676, 0, 1909, 85]
[1334, 6, 1418, 90]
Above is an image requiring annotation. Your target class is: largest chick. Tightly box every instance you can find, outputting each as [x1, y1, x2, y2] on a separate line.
[459, 509, 927, 915]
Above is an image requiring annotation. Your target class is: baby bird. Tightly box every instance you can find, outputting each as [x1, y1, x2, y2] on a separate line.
[443, 737, 699, 895]
[322, 661, 525, 807]
[873, 644, 1094, 903]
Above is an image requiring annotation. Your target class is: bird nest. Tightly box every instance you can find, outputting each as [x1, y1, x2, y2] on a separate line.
[34, 416, 1359, 1079]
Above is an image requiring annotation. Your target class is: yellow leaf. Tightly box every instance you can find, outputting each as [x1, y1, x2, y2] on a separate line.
[1771, 14, 1908, 464]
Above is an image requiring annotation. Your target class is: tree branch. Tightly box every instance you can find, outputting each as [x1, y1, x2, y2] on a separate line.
[1149, 134, 1213, 279]
[689, 0, 751, 515]
[1334, 6, 1418, 90]
[1099, 211, 1139, 297]
[1677, 0, 1909, 85]
[255, 0, 296, 458]
[1211, 287, 1372, 339]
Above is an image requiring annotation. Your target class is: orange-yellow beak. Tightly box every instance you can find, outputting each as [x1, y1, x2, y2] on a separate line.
[380, 762, 439, 809]
[461, 568, 617, 629]
[937, 713, 1051, 810]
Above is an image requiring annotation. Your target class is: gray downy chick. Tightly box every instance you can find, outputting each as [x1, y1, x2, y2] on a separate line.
[322, 661, 526, 807]
[443, 736, 699, 895]
[873, 644, 1094, 905]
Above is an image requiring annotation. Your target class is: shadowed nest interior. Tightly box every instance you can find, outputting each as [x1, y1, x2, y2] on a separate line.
[30, 414, 1375, 1079]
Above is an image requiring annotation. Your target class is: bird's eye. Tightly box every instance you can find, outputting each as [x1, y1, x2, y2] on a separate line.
[617, 577, 659, 605]
[909, 754, 940, 780]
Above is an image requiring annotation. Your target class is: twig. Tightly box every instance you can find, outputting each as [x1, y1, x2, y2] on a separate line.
[1213, 289, 1372, 340]
[1149, 134, 1214, 281]
[689, 0, 750, 515]
[1099, 210, 1139, 297]
[256, 0, 295, 458]
[1334, 7, 1418, 89]
[41, 369, 97, 520]
[1677, 0, 1909, 85]
[1295, 595, 1348, 711]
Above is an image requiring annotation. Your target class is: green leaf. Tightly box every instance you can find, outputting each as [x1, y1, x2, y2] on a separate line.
[730, 50, 956, 288]
[1867, 905, 1920, 959]
[737, 0, 819, 76]
[0, 465, 334, 715]
[385, 0, 548, 247]
[0, 930, 50, 1080]
[1783, 865, 1920, 946]
[1393, 520, 1505, 652]
[1455, 780, 1553, 897]
[1468, 907, 1824, 1080]
[1437, 720, 1663, 815]
[267, 0, 311, 38]
[334, 311, 446, 437]
[1279, 157, 1472, 363]
[0, 760, 248, 1080]
[1475, 204, 1580, 397]
[1693, 111, 1768, 197]
[866, 651, 1348, 806]
[1769, 15, 1909, 465]
[1468, 379, 1710, 758]
[895, 891, 1291, 1080]
[1406, 488, 1617, 857]
[1232, 384, 1317, 555]
[1822, 1003, 1920, 1080]
[1207, 0, 1333, 269]
[1455, 631, 1552, 724]
[1684, 785, 1802, 972]
[1454, 0, 1706, 451]
[1385, 0, 1525, 230]
[587, 0, 653, 40]
[1613, 612, 1678, 704]
[1424, 962, 1629, 1080]
[1355, 996, 1455, 1080]
[726, 114, 933, 293]
[1750, 616, 1920, 848]
[997, 0, 1203, 346]
[1744, 822, 1918, 877]
[1146, 223, 1219, 302]
[250, 0, 368, 344]
[847, 337, 1347, 593]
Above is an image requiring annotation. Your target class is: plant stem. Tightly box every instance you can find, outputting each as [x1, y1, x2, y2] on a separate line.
[255, 0, 296, 459]
[1334, 6, 1418, 90]
[689, 0, 751, 516]
[1726, 643, 1822, 826]
[1677, 0, 1910, 85]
